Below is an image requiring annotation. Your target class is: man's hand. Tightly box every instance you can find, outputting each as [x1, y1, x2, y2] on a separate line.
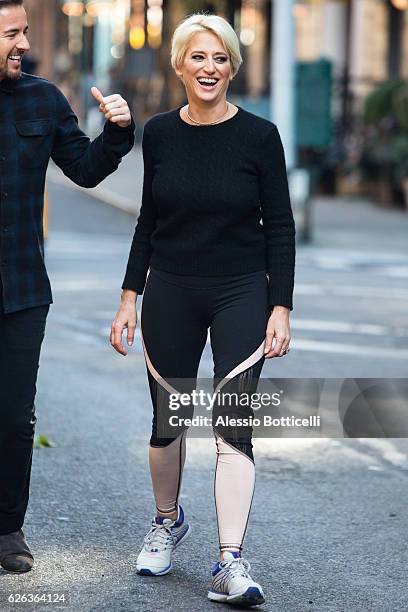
[110, 290, 137, 356]
[264, 306, 291, 359]
[91, 86, 131, 128]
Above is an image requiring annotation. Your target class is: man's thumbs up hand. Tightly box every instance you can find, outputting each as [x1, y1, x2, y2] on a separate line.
[91, 86, 131, 128]
[91, 86, 104, 105]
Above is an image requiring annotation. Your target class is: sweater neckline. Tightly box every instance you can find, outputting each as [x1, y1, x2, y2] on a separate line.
[176, 104, 242, 128]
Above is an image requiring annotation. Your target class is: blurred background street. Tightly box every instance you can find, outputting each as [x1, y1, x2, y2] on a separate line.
[1, 1, 408, 611]
[20, 0, 408, 212]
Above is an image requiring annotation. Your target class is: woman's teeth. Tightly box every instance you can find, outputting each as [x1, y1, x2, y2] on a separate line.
[197, 78, 218, 89]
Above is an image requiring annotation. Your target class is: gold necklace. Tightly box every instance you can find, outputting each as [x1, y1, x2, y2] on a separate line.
[186, 102, 230, 126]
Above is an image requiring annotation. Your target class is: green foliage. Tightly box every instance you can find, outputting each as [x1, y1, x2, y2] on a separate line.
[394, 85, 408, 130]
[360, 79, 408, 188]
[362, 78, 408, 133]
[183, 0, 226, 14]
[33, 434, 56, 449]
[363, 79, 406, 124]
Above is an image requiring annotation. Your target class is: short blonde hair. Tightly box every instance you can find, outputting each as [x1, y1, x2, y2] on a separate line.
[171, 13, 242, 79]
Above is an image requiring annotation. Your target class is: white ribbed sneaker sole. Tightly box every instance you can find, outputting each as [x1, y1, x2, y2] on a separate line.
[136, 522, 191, 576]
[208, 585, 265, 607]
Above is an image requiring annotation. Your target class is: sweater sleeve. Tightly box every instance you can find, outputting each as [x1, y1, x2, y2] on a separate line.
[259, 125, 296, 311]
[122, 121, 157, 293]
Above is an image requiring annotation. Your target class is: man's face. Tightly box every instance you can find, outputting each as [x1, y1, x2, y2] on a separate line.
[0, 5, 30, 81]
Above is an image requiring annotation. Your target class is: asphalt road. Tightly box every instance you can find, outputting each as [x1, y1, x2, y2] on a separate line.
[0, 182, 407, 612]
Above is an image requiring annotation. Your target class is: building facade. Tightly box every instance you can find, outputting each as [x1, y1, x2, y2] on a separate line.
[21, 1, 408, 128]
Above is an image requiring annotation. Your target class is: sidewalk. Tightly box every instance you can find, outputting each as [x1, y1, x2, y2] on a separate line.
[47, 149, 143, 215]
[47, 147, 408, 258]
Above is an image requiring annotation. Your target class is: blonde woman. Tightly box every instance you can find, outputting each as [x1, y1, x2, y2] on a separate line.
[111, 13, 295, 607]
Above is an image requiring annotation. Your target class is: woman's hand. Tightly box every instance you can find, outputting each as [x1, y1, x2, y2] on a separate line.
[264, 306, 291, 359]
[110, 290, 138, 356]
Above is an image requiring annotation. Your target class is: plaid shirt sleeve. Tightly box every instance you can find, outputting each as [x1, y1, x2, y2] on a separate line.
[0, 74, 135, 314]
[51, 85, 135, 187]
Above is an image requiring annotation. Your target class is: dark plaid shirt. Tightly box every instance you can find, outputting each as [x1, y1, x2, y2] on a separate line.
[0, 73, 135, 313]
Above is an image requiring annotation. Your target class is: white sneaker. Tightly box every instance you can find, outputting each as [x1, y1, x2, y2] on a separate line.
[208, 551, 265, 607]
[136, 505, 191, 576]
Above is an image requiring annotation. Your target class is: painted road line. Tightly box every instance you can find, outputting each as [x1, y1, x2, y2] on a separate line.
[290, 319, 408, 337]
[355, 439, 408, 470]
[291, 338, 408, 359]
[295, 284, 408, 300]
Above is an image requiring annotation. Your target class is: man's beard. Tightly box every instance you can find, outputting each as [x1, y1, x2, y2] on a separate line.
[0, 57, 22, 81]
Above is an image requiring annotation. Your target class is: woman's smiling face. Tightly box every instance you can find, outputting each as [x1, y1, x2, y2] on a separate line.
[176, 31, 232, 104]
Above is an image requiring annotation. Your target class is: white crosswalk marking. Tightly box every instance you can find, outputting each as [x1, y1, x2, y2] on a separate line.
[295, 283, 408, 300]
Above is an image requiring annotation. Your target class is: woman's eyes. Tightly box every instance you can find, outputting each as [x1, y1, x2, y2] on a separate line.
[192, 55, 227, 63]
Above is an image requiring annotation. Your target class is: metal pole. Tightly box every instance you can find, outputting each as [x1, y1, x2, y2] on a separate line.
[270, 0, 296, 170]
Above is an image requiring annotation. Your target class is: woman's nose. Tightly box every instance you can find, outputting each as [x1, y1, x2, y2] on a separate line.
[204, 59, 216, 73]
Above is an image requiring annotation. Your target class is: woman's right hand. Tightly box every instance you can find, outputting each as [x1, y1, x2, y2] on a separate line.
[110, 290, 138, 356]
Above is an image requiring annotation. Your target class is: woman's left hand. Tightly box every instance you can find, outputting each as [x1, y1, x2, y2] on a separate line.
[264, 306, 291, 359]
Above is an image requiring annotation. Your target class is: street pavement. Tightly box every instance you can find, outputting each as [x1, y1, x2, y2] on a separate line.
[1, 151, 408, 612]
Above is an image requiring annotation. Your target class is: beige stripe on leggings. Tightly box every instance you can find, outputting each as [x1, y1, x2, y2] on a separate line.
[149, 432, 187, 514]
[214, 433, 256, 551]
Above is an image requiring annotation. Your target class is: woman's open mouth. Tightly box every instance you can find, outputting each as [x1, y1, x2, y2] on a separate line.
[196, 77, 219, 91]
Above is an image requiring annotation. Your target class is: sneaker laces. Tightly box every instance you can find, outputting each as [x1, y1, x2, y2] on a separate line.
[219, 557, 252, 586]
[143, 520, 174, 553]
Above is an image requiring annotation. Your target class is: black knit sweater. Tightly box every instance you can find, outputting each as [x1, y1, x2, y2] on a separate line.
[122, 106, 296, 310]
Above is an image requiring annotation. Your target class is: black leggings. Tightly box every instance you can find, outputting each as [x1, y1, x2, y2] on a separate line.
[140, 267, 270, 552]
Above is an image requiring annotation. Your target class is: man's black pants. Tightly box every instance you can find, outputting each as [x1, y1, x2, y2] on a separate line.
[0, 284, 49, 535]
